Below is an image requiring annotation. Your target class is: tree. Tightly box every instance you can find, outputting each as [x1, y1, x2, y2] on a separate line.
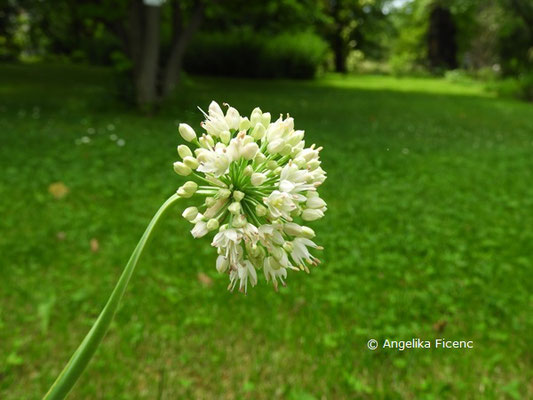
[319, 0, 387, 73]
[100, 0, 207, 108]
[427, 5, 457, 70]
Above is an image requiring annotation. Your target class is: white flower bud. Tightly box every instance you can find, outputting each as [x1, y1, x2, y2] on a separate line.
[239, 117, 251, 131]
[198, 136, 210, 149]
[228, 202, 241, 214]
[307, 159, 321, 170]
[251, 124, 265, 140]
[301, 148, 318, 162]
[291, 141, 305, 157]
[183, 156, 199, 169]
[177, 181, 198, 198]
[280, 144, 293, 156]
[178, 123, 196, 142]
[177, 144, 192, 159]
[232, 214, 247, 228]
[255, 204, 267, 216]
[233, 191, 245, 202]
[218, 188, 231, 199]
[267, 138, 284, 154]
[294, 157, 306, 168]
[285, 117, 294, 133]
[266, 123, 284, 141]
[209, 101, 224, 117]
[242, 142, 259, 160]
[287, 130, 304, 146]
[284, 222, 303, 236]
[182, 206, 198, 221]
[173, 161, 192, 176]
[177, 187, 191, 198]
[302, 208, 324, 221]
[183, 181, 198, 191]
[266, 160, 278, 170]
[205, 197, 216, 207]
[220, 130, 231, 144]
[205, 135, 215, 147]
[251, 172, 266, 186]
[216, 255, 229, 273]
[250, 107, 262, 126]
[254, 152, 267, 164]
[301, 226, 316, 239]
[225, 107, 241, 130]
[243, 135, 254, 145]
[207, 218, 219, 231]
[243, 165, 253, 176]
[307, 196, 326, 209]
[260, 112, 271, 127]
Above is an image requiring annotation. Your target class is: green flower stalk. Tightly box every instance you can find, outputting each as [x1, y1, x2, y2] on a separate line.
[44, 102, 326, 398]
[43, 194, 180, 400]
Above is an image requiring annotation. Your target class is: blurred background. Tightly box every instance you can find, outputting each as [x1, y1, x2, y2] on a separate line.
[1, 0, 533, 106]
[0, 0, 532, 399]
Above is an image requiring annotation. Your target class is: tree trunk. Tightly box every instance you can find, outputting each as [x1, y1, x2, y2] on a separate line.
[333, 31, 347, 73]
[134, 3, 161, 108]
[427, 6, 457, 70]
[161, 0, 205, 97]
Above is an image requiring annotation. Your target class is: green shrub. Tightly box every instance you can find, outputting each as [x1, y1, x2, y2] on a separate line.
[183, 30, 328, 79]
[444, 69, 471, 83]
[487, 72, 533, 102]
[517, 72, 533, 101]
[258, 31, 329, 78]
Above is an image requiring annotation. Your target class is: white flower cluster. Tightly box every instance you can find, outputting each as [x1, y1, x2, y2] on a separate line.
[174, 102, 326, 292]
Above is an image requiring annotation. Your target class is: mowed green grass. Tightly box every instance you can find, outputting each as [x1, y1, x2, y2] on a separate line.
[0, 63, 532, 399]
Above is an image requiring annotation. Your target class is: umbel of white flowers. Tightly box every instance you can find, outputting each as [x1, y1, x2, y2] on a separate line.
[173, 102, 327, 293]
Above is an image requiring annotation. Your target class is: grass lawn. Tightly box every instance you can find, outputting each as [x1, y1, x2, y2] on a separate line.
[0, 63, 532, 399]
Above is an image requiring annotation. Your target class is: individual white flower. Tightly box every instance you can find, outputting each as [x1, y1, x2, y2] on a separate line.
[196, 144, 230, 177]
[229, 260, 257, 292]
[191, 220, 208, 238]
[291, 237, 320, 270]
[201, 101, 229, 137]
[264, 190, 297, 220]
[173, 102, 327, 293]
[263, 256, 287, 290]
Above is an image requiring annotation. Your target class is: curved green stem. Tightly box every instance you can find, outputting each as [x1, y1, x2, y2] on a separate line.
[43, 194, 181, 400]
